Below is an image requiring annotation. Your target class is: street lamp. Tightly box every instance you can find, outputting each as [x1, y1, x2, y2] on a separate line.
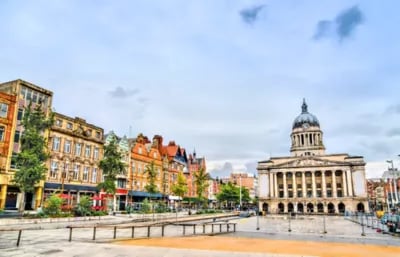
[386, 160, 398, 209]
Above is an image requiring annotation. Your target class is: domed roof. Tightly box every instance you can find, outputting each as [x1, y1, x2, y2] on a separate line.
[292, 99, 320, 129]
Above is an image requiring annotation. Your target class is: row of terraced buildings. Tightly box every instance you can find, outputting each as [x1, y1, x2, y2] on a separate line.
[0, 79, 208, 211]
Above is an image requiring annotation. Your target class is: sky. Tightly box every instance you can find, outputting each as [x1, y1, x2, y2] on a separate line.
[1, 1, 400, 179]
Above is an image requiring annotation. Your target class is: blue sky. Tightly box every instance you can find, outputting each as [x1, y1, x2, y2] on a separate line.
[1, 1, 400, 178]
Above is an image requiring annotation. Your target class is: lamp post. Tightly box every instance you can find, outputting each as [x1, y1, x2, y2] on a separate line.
[322, 202, 327, 234]
[288, 212, 292, 232]
[386, 160, 398, 209]
[256, 196, 260, 230]
[239, 174, 242, 211]
[360, 212, 366, 236]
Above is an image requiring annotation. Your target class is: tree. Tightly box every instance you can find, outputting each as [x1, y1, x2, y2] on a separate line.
[171, 172, 188, 210]
[13, 103, 53, 212]
[43, 194, 63, 217]
[98, 137, 126, 212]
[144, 161, 159, 195]
[216, 182, 251, 209]
[193, 168, 209, 208]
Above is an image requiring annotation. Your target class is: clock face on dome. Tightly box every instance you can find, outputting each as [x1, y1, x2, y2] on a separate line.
[302, 123, 310, 129]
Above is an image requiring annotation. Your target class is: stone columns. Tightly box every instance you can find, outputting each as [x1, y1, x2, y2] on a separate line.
[322, 171, 326, 197]
[292, 173, 297, 197]
[332, 171, 337, 197]
[346, 170, 353, 197]
[302, 172, 306, 197]
[342, 172, 348, 197]
[274, 173, 278, 197]
[283, 172, 287, 198]
[311, 172, 316, 198]
[269, 173, 274, 198]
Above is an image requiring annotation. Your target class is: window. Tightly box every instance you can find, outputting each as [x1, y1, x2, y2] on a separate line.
[138, 147, 142, 154]
[83, 167, 89, 181]
[26, 89, 32, 101]
[75, 143, 81, 156]
[55, 119, 63, 127]
[85, 145, 91, 157]
[0, 103, 8, 118]
[52, 137, 60, 151]
[20, 87, 26, 99]
[73, 164, 80, 180]
[92, 168, 97, 183]
[153, 152, 157, 158]
[297, 191, 303, 197]
[279, 192, 284, 198]
[10, 152, 18, 169]
[94, 147, 99, 159]
[32, 92, 38, 103]
[17, 109, 23, 121]
[67, 122, 73, 130]
[131, 162, 135, 172]
[117, 179, 126, 188]
[50, 161, 58, 178]
[64, 140, 71, 153]
[14, 130, 20, 143]
[95, 131, 101, 139]
[0, 126, 4, 141]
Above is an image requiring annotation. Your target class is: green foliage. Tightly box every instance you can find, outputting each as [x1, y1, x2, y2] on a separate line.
[75, 196, 92, 216]
[196, 209, 222, 215]
[98, 137, 126, 194]
[13, 103, 53, 195]
[43, 194, 63, 217]
[155, 202, 168, 213]
[171, 172, 188, 199]
[144, 161, 159, 194]
[216, 182, 251, 205]
[141, 198, 151, 213]
[193, 168, 209, 202]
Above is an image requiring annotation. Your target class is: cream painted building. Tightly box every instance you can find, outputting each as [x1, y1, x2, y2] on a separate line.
[257, 100, 369, 214]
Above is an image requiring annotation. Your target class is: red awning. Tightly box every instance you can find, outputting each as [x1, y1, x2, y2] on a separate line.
[91, 196, 102, 200]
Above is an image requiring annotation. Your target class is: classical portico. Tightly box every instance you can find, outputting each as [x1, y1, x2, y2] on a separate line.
[257, 100, 369, 214]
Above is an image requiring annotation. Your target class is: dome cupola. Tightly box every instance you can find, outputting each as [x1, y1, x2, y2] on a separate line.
[290, 99, 325, 157]
[292, 99, 320, 129]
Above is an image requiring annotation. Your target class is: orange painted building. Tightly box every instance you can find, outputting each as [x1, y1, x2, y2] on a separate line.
[129, 133, 164, 202]
[0, 92, 17, 209]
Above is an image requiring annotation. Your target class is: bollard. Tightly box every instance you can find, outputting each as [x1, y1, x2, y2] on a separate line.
[162, 225, 165, 237]
[147, 226, 151, 237]
[93, 227, 97, 240]
[114, 226, 117, 239]
[203, 224, 205, 234]
[16, 230, 22, 247]
[193, 225, 196, 234]
[219, 224, 222, 233]
[234, 223, 236, 232]
[212, 224, 214, 233]
[131, 227, 135, 238]
[288, 215, 292, 232]
[69, 227, 73, 242]
[227, 224, 230, 232]
[323, 215, 327, 234]
[183, 225, 186, 235]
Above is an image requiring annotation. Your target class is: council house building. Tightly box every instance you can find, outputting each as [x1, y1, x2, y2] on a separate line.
[257, 100, 368, 214]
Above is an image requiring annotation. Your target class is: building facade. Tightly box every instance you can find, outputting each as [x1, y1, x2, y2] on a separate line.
[44, 113, 104, 206]
[0, 79, 53, 210]
[0, 92, 17, 210]
[103, 131, 130, 211]
[257, 100, 369, 214]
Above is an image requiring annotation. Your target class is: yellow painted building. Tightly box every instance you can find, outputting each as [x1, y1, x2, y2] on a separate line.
[0, 79, 53, 210]
[44, 113, 104, 205]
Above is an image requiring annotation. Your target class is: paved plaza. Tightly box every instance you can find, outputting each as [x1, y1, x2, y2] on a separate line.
[0, 214, 399, 256]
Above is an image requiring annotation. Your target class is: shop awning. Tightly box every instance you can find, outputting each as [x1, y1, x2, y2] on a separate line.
[45, 182, 98, 192]
[128, 191, 163, 198]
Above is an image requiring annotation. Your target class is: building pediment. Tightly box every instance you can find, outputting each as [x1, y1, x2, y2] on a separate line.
[272, 157, 348, 169]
